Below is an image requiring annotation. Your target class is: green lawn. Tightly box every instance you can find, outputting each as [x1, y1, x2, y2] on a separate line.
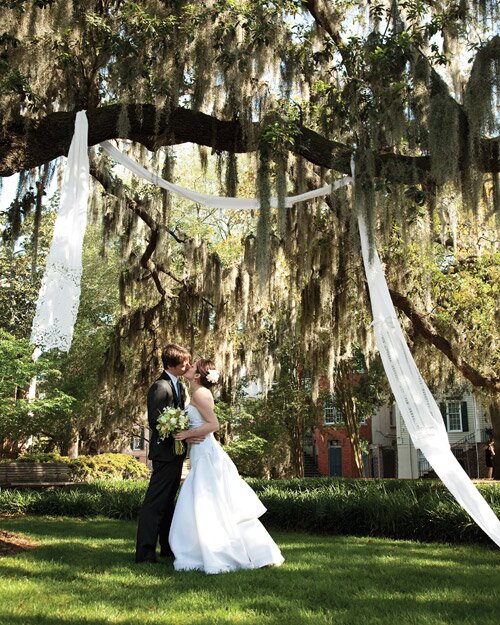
[0, 517, 499, 625]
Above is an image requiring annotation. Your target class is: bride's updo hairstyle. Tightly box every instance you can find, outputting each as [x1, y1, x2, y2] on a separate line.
[196, 359, 221, 389]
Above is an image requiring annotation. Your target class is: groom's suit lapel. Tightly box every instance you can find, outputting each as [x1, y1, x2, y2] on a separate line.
[160, 371, 184, 408]
[160, 371, 178, 406]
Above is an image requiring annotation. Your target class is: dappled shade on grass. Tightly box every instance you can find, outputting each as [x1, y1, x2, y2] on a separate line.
[0, 517, 498, 625]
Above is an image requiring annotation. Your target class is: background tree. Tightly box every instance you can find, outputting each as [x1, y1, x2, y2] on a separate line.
[0, 329, 75, 454]
[220, 398, 290, 479]
[382, 210, 499, 475]
[260, 356, 317, 477]
[0, 1, 498, 458]
[330, 349, 387, 477]
[0, 181, 56, 337]
[223, 341, 319, 477]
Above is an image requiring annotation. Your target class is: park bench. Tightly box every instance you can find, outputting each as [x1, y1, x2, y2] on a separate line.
[0, 462, 76, 489]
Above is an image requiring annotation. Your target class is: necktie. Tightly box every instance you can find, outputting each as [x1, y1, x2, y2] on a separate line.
[178, 382, 184, 408]
[172, 380, 179, 405]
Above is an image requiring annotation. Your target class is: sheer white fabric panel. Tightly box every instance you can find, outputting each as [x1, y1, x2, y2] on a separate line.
[30, 111, 90, 352]
[357, 218, 448, 446]
[100, 140, 352, 209]
[358, 214, 500, 547]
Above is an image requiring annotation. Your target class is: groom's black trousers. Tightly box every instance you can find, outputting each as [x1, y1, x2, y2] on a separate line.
[135, 456, 184, 562]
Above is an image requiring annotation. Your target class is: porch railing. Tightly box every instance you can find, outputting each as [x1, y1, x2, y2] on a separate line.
[418, 429, 488, 478]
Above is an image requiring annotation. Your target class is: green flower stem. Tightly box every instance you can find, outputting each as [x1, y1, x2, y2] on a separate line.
[173, 439, 185, 455]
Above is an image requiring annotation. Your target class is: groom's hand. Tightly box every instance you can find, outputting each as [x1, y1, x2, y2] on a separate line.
[188, 435, 206, 444]
[174, 430, 206, 444]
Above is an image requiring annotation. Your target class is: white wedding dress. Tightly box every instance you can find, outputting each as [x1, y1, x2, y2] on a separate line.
[169, 404, 285, 574]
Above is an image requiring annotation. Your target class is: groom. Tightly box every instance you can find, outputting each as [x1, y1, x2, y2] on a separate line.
[135, 343, 193, 563]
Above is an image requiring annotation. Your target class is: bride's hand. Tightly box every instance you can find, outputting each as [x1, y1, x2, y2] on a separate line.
[174, 430, 189, 440]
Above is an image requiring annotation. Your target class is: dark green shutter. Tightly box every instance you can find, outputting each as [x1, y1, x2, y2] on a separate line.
[461, 402, 469, 432]
[439, 403, 447, 431]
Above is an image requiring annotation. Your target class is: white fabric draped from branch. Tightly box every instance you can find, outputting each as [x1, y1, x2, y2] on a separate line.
[99, 140, 352, 209]
[358, 215, 500, 547]
[30, 111, 500, 547]
[30, 111, 90, 352]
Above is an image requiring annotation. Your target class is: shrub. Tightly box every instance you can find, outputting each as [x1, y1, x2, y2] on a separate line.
[65, 454, 149, 481]
[0, 488, 41, 514]
[16, 451, 63, 463]
[0, 477, 498, 545]
[224, 434, 268, 477]
[250, 478, 500, 545]
[0, 480, 149, 519]
[13, 452, 150, 481]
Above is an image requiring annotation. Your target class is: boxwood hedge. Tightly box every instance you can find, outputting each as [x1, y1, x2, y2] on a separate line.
[0, 477, 498, 545]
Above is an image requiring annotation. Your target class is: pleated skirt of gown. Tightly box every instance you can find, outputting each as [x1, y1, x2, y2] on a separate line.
[169, 433, 284, 574]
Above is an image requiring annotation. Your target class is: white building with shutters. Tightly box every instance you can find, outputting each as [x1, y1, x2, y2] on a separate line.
[395, 387, 493, 479]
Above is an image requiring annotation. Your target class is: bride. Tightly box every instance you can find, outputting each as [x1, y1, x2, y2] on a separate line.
[168, 358, 284, 574]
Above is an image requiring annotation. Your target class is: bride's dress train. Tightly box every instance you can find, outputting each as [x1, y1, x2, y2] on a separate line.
[169, 404, 284, 574]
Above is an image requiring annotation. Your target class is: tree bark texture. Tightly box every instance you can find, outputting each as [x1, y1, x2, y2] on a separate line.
[389, 289, 500, 394]
[1, 104, 498, 179]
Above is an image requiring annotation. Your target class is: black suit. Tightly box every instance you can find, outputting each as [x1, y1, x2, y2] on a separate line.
[135, 371, 186, 562]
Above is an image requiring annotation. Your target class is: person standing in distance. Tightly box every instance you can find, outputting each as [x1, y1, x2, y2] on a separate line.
[485, 438, 495, 480]
[135, 343, 202, 563]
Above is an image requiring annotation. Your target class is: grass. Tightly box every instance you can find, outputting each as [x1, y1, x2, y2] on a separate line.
[0, 517, 499, 625]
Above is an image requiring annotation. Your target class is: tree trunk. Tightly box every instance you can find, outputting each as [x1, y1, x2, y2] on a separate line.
[341, 402, 364, 478]
[334, 361, 364, 478]
[66, 429, 80, 459]
[289, 426, 305, 477]
[488, 399, 500, 480]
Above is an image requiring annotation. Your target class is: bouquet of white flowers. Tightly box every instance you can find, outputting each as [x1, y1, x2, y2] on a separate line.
[156, 406, 190, 455]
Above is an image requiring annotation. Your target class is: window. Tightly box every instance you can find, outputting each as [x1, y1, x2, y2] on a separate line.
[440, 400, 469, 433]
[131, 427, 145, 451]
[324, 396, 343, 426]
[389, 404, 395, 428]
[300, 377, 312, 391]
[446, 401, 462, 432]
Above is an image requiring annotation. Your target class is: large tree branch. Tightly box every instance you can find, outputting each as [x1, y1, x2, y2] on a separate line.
[1, 104, 498, 180]
[303, 0, 353, 73]
[389, 288, 500, 393]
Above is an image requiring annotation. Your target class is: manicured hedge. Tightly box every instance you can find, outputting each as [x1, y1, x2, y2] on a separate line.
[0, 477, 498, 545]
[249, 478, 500, 545]
[0, 479, 147, 519]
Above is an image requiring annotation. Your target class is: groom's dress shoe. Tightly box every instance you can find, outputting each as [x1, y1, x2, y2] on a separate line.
[135, 557, 158, 564]
[159, 550, 174, 558]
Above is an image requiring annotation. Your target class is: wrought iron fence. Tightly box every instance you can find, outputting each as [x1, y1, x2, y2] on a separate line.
[418, 429, 488, 478]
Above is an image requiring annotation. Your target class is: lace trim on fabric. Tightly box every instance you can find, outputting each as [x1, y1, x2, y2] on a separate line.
[30, 264, 82, 352]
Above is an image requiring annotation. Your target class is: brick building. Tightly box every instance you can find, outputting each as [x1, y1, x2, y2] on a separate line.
[311, 396, 373, 477]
